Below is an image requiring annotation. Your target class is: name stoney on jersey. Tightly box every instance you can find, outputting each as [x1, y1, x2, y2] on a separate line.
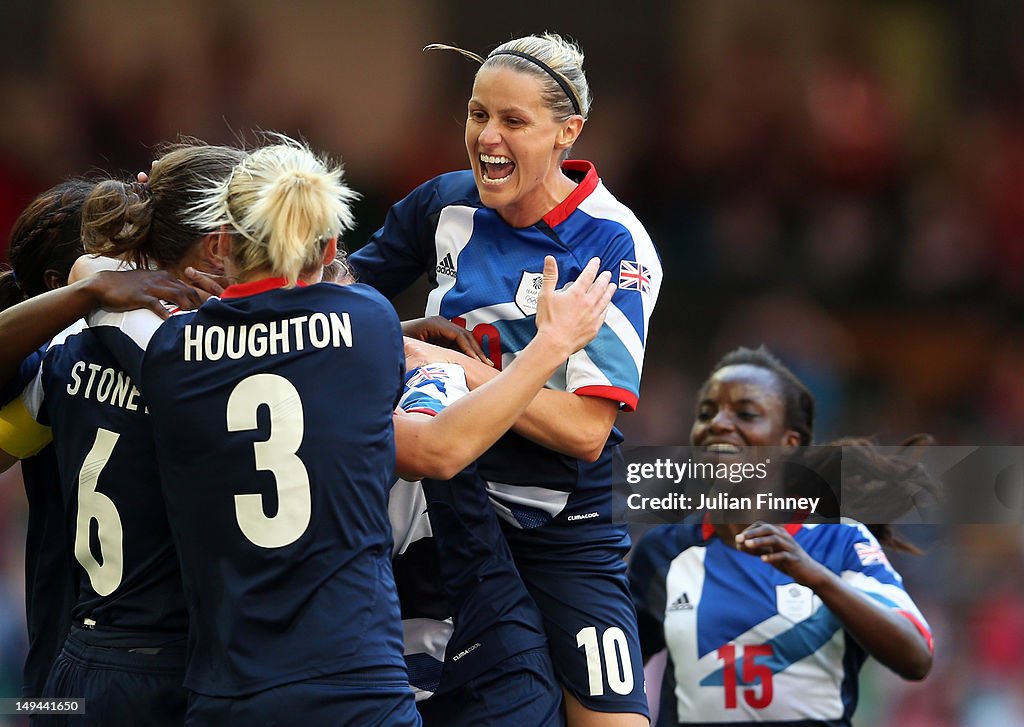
[183, 312, 354, 362]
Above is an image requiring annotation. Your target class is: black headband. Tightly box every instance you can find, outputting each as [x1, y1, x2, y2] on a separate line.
[488, 50, 582, 117]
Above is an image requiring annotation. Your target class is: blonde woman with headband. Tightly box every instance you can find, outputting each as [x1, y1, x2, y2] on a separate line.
[351, 32, 662, 727]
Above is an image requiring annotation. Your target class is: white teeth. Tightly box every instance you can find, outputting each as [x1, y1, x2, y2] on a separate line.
[480, 154, 512, 163]
[706, 443, 741, 453]
[481, 174, 512, 186]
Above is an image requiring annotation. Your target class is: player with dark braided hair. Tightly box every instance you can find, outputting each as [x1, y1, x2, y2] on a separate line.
[0, 180, 90, 702]
[0, 179, 201, 705]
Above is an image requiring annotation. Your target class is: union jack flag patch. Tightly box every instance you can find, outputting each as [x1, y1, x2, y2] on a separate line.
[854, 541, 891, 568]
[405, 365, 450, 393]
[618, 260, 651, 293]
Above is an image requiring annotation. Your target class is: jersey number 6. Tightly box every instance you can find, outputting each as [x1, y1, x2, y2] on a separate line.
[227, 374, 312, 548]
[75, 428, 125, 597]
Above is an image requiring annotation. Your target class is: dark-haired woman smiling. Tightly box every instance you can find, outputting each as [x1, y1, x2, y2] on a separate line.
[629, 347, 933, 726]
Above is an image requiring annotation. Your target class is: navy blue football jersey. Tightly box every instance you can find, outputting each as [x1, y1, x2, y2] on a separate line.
[2, 347, 75, 697]
[389, 364, 548, 700]
[351, 161, 662, 528]
[20, 319, 188, 637]
[630, 521, 933, 726]
[89, 278, 408, 697]
[18, 447, 76, 697]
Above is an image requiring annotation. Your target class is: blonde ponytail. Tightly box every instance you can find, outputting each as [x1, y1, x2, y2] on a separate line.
[189, 135, 359, 286]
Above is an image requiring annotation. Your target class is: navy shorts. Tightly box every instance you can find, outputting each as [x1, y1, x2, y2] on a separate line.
[417, 648, 564, 727]
[186, 668, 421, 727]
[37, 626, 187, 727]
[502, 521, 649, 718]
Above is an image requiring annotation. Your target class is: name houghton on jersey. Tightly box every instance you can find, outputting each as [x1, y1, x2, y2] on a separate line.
[183, 312, 353, 362]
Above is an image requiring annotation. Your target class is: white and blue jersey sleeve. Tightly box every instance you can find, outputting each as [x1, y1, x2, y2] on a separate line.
[630, 522, 932, 726]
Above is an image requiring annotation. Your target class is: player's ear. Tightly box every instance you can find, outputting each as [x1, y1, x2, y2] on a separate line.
[321, 237, 337, 266]
[556, 116, 584, 149]
[211, 226, 233, 265]
[198, 233, 225, 275]
[43, 268, 68, 290]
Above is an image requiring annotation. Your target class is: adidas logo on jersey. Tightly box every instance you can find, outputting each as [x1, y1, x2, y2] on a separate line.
[436, 253, 457, 278]
[667, 592, 694, 611]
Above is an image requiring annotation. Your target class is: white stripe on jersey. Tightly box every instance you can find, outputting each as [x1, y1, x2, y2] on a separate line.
[439, 301, 524, 327]
[425, 206, 476, 317]
[577, 184, 663, 338]
[841, 569, 928, 623]
[603, 302, 645, 377]
[388, 480, 432, 559]
[663, 547, 708, 721]
[402, 617, 454, 701]
[485, 481, 572, 528]
[23, 319, 89, 419]
[88, 309, 164, 352]
[566, 347, 612, 394]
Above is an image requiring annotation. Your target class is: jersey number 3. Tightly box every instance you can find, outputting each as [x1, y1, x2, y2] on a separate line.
[228, 374, 311, 548]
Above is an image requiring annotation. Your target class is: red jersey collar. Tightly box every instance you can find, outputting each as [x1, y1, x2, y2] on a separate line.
[542, 160, 599, 229]
[701, 513, 803, 541]
[221, 277, 309, 299]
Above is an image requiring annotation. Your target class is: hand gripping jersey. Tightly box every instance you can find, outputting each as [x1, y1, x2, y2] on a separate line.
[351, 161, 662, 528]
[17, 319, 188, 639]
[389, 364, 549, 702]
[629, 522, 933, 726]
[88, 279, 409, 697]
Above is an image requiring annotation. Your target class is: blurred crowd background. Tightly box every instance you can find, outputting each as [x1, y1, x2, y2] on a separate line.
[1, 1, 1023, 724]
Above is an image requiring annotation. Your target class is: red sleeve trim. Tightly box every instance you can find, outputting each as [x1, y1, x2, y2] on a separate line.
[573, 384, 638, 412]
[896, 609, 934, 653]
[401, 407, 439, 417]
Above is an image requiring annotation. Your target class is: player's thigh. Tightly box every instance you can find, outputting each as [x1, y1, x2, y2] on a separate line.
[38, 644, 187, 727]
[418, 648, 564, 727]
[504, 524, 649, 718]
[186, 673, 421, 727]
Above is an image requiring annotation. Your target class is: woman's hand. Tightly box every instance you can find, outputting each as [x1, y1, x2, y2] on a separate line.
[736, 522, 831, 586]
[82, 269, 203, 319]
[534, 255, 616, 358]
[183, 267, 228, 299]
[737, 521, 932, 680]
[401, 316, 491, 365]
[404, 337, 477, 371]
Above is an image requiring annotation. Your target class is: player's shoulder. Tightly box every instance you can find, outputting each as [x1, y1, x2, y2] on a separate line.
[318, 281, 400, 321]
[401, 170, 480, 212]
[87, 306, 186, 348]
[633, 523, 704, 567]
[800, 521, 888, 570]
[802, 520, 877, 545]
